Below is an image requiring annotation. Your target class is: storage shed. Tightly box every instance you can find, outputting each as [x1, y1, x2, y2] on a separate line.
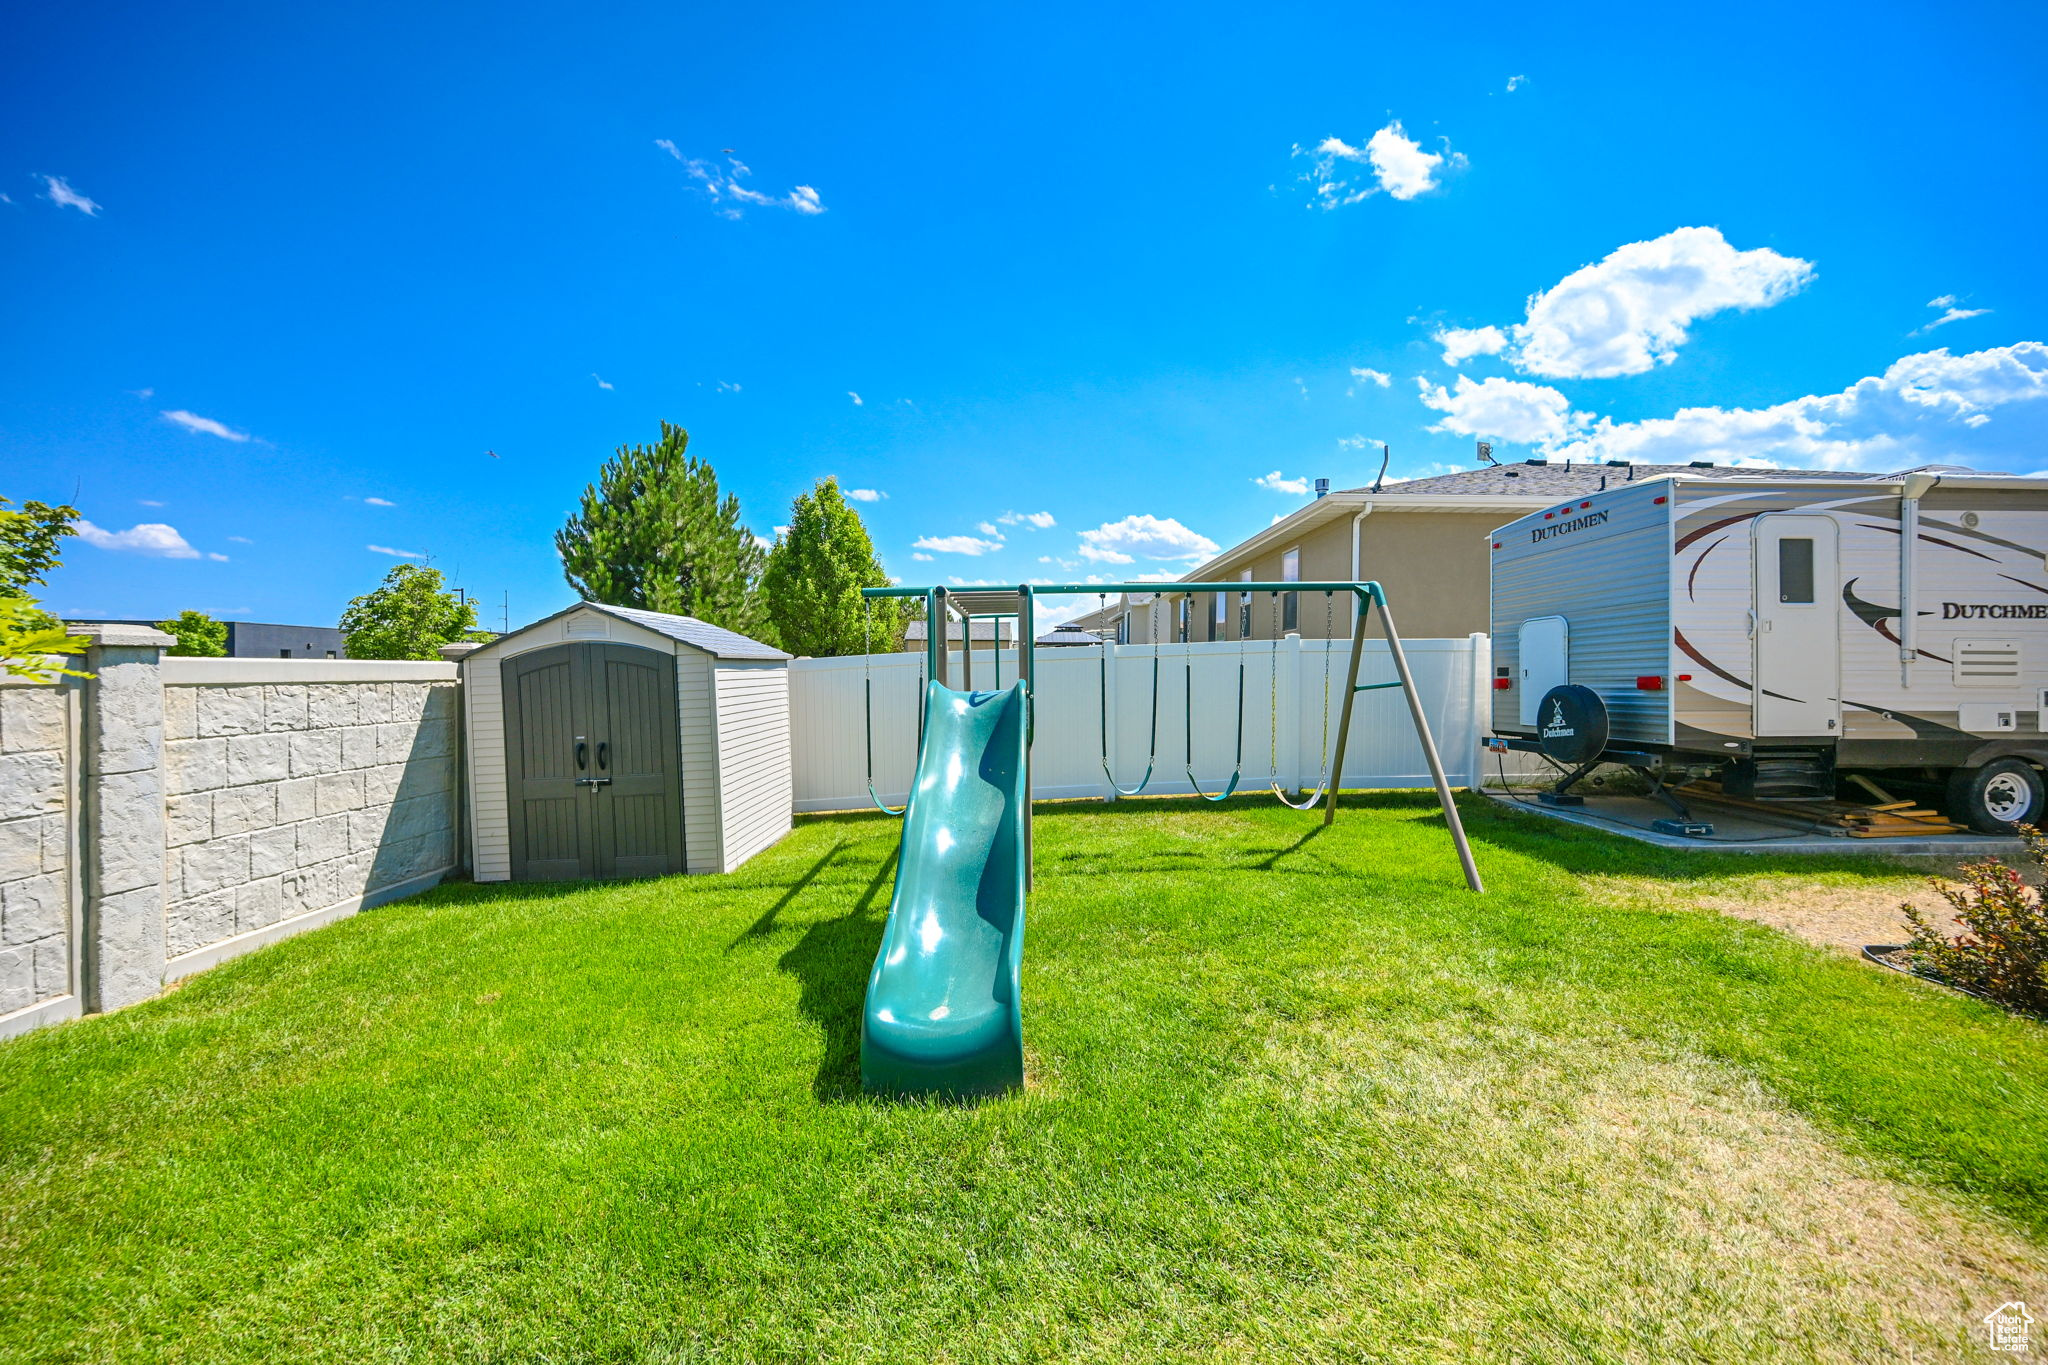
[459, 602, 792, 880]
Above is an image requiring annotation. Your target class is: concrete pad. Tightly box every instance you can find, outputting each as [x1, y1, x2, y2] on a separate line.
[1483, 789, 2023, 858]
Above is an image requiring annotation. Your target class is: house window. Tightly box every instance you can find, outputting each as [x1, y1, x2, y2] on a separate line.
[1177, 597, 1190, 644]
[278, 649, 291, 658]
[1282, 548, 1301, 633]
[1117, 611, 1129, 646]
[1239, 569, 1253, 637]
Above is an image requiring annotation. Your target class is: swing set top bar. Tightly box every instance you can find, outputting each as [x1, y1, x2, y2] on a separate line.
[862, 580, 1387, 602]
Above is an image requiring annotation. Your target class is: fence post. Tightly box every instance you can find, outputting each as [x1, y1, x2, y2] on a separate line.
[1101, 641, 1119, 801]
[1282, 630, 1303, 794]
[1466, 633, 1490, 788]
[75, 625, 174, 1013]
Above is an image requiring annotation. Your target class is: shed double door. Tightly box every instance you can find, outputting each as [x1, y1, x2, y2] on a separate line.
[503, 643, 684, 880]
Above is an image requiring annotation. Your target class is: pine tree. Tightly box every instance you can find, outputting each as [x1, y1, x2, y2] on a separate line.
[760, 477, 907, 656]
[554, 423, 768, 636]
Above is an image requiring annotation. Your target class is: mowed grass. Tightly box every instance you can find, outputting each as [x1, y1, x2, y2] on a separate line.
[3, 794, 2047, 1363]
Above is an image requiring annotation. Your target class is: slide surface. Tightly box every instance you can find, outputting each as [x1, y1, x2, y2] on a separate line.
[860, 680, 1028, 1099]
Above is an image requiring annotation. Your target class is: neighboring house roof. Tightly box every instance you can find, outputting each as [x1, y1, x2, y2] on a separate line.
[575, 602, 790, 660]
[1177, 459, 1985, 585]
[1036, 627, 1105, 646]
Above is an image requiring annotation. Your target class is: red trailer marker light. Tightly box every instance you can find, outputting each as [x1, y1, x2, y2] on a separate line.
[1675, 673, 1693, 682]
[1493, 678, 1512, 690]
[1635, 675, 1665, 690]
[1544, 513, 1554, 519]
[1653, 495, 1668, 504]
[1491, 542, 1502, 549]
[1580, 501, 1591, 509]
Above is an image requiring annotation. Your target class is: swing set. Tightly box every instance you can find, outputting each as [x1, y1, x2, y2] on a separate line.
[860, 579, 1483, 894]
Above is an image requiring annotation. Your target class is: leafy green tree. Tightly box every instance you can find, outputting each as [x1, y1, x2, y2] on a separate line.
[156, 610, 229, 657]
[760, 478, 908, 656]
[0, 496, 79, 598]
[555, 422, 768, 637]
[0, 495, 87, 681]
[339, 563, 479, 660]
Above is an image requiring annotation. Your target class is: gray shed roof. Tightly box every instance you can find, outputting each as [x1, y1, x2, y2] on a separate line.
[579, 602, 790, 660]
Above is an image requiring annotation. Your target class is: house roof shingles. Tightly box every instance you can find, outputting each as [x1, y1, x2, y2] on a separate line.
[1344, 461, 1859, 499]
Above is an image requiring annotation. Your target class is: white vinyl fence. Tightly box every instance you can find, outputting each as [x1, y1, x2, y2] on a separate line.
[791, 633, 1516, 813]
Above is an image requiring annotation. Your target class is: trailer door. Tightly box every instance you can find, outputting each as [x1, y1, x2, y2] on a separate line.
[1752, 515, 1841, 737]
[1518, 616, 1569, 726]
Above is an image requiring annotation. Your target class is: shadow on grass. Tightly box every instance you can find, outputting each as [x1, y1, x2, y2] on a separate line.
[778, 847, 898, 1102]
[732, 841, 844, 947]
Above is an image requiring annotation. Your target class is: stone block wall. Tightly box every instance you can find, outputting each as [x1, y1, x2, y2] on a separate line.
[0, 683, 72, 1018]
[162, 680, 459, 964]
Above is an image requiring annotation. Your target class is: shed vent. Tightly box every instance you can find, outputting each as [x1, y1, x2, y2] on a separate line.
[1953, 638, 2021, 686]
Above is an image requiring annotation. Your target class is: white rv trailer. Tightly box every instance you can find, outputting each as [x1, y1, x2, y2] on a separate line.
[1488, 468, 2048, 832]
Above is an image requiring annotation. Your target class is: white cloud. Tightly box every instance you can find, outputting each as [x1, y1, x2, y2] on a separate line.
[1528, 342, 2048, 471]
[1505, 227, 1814, 379]
[665, 145, 825, 218]
[976, 521, 1003, 537]
[715, 380, 741, 393]
[845, 488, 886, 502]
[1298, 122, 1461, 207]
[162, 409, 252, 442]
[1434, 324, 1509, 366]
[1252, 470, 1310, 494]
[75, 521, 200, 558]
[593, 373, 614, 390]
[137, 499, 164, 507]
[1076, 514, 1218, 565]
[1914, 296, 1991, 335]
[1418, 374, 1588, 446]
[1349, 367, 1392, 388]
[227, 535, 252, 544]
[207, 552, 229, 562]
[913, 534, 1004, 556]
[367, 544, 424, 558]
[752, 534, 774, 550]
[912, 552, 934, 561]
[39, 175, 100, 216]
[1506, 75, 1527, 92]
[1337, 434, 1384, 450]
[997, 510, 1055, 529]
[363, 497, 396, 507]
[848, 391, 863, 405]
[130, 388, 154, 399]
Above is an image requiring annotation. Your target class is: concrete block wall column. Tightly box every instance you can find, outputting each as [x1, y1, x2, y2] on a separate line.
[76, 625, 174, 1012]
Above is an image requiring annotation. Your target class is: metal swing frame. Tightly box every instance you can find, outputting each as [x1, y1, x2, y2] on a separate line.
[859, 579, 1484, 894]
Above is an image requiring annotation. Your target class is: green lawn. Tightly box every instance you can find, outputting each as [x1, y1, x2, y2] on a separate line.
[3, 794, 2046, 1362]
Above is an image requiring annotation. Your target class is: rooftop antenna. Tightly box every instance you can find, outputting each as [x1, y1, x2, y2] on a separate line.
[501, 591, 510, 634]
[1371, 444, 1390, 493]
[1476, 440, 1497, 466]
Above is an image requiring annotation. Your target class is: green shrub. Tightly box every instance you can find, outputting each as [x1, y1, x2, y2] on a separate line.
[1902, 826, 2048, 1015]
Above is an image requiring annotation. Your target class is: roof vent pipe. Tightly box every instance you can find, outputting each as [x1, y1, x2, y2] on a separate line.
[1314, 477, 1330, 499]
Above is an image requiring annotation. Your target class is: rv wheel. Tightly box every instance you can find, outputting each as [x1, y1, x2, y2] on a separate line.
[1946, 760, 2045, 835]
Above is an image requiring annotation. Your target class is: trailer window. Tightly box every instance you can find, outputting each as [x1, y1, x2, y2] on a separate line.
[1778, 538, 1815, 604]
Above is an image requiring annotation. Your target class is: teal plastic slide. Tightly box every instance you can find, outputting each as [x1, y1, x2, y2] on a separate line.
[860, 680, 1028, 1099]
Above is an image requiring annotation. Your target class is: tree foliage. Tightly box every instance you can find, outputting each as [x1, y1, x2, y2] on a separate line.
[0, 495, 86, 682]
[759, 478, 907, 656]
[339, 563, 480, 660]
[0, 496, 79, 597]
[555, 423, 767, 637]
[157, 610, 229, 657]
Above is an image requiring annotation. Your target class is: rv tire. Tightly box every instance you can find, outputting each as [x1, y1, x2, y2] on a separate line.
[1945, 760, 2045, 835]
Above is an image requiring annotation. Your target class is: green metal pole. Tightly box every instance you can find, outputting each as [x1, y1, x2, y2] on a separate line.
[928, 587, 947, 688]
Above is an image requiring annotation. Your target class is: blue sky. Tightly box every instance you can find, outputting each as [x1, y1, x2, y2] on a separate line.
[5, 0, 2044, 632]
